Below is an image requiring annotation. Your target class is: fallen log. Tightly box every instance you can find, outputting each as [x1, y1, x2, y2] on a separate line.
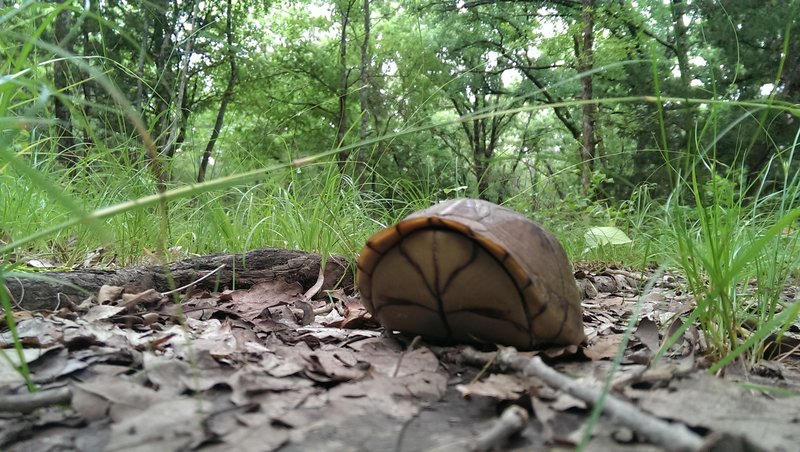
[4, 248, 353, 311]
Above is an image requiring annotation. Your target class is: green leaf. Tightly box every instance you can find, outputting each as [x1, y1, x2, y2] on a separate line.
[584, 226, 632, 249]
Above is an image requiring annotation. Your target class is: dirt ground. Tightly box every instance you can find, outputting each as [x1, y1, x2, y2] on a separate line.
[2, 262, 799, 451]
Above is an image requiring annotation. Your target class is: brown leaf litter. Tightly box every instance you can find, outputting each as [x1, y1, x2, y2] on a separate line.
[1, 266, 799, 451]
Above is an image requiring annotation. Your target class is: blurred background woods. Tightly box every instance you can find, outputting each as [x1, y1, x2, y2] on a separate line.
[1, 0, 798, 259]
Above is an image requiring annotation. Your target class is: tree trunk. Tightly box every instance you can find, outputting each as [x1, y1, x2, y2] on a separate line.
[356, 0, 371, 186]
[53, 0, 77, 169]
[781, 52, 800, 97]
[198, 0, 238, 183]
[135, 12, 149, 113]
[449, 84, 515, 203]
[669, 0, 695, 158]
[165, 0, 199, 164]
[80, 10, 95, 151]
[520, 69, 581, 141]
[175, 100, 192, 160]
[458, 106, 497, 201]
[474, 118, 491, 200]
[176, 80, 198, 157]
[150, 0, 178, 151]
[670, 0, 691, 90]
[335, 0, 355, 169]
[577, 0, 596, 194]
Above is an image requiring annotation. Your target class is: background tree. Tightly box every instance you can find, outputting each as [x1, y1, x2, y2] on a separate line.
[53, 0, 77, 168]
[198, 0, 238, 183]
[7, 0, 798, 208]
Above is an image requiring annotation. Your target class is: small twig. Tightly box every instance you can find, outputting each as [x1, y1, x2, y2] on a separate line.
[8, 277, 24, 310]
[302, 264, 325, 300]
[120, 288, 162, 310]
[461, 347, 705, 451]
[313, 303, 334, 316]
[393, 336, 422, 378]
[471, 404, 529, 452]
[160, 264, 226, 296]
[469, 349, 499, 384]
[0, 387, 72, 413]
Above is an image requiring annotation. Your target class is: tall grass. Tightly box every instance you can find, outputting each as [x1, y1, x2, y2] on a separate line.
[0, 154, 417, 266]
[658, 136, 800, 367]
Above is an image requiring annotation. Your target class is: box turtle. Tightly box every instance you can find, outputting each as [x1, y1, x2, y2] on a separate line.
[356, 198, 585, 350]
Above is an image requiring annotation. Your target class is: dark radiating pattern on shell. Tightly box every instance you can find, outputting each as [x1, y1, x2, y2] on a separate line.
[356, 198, 585, 349]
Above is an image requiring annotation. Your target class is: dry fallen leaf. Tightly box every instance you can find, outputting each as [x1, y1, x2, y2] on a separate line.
[455, 373, 530, 400]
[219, 280, 303, 321]
[583, 333, 624, 361]
[634, 317, 660, 353]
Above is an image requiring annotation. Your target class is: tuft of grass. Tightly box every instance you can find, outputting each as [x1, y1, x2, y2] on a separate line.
[658, 123, 800, 366]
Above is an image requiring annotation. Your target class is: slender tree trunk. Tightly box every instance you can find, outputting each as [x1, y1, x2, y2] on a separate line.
[670, 0, 695, 137]
[543, 161, 565, 201]
[782, 52, 800, 96]
[473, 118, 490, 200]
[150, 0, 178, 149]
[335, 0, 354, 169]
[356, 0, 371, 186]
[577, 0, 596, 194]
[175, 104, 191, 160]
[520, 69, 580, 141]
[53, 0, 77, 168]
[164, 0, 199, 164]
[497, 114, 534, 203]
[451, 87, 515, 203]
[176, 80, 197, 156]
[670, 0, 691, 90]
[135, 12, 149, 113]
[198, 0, 238, 183]
[80, 9, 95, 150]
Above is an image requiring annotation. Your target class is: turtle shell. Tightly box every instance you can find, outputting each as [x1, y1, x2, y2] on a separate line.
[356, 198, 584, 349]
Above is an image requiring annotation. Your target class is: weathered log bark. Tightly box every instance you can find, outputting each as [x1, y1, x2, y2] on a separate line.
[5, 248, 353, 311]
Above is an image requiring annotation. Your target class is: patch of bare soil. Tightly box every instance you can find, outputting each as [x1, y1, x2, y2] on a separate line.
[2, 256, 799, 451]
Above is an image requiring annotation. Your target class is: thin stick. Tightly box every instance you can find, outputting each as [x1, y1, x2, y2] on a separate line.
[469, 349, 498, 384]
[471, 404, 529, 452]
[393, 336, 422, 378]
[7, 278, 23, 310]
[160, 264, 226, 296]
[0, 387, 72, 413]
[302, 264, 325, 300]
[461, 347, 704, 451]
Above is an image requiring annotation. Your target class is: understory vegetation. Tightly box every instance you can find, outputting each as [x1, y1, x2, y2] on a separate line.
[2, 0, 799, 366]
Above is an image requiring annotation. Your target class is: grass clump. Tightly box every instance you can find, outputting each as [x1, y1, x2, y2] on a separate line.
[658, 129, 800, 367]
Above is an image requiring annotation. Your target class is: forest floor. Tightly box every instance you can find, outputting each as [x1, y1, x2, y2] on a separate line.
[1, 254, 799, 451]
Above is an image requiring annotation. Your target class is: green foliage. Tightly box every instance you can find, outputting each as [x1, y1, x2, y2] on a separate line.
[659, 114, 800, 362]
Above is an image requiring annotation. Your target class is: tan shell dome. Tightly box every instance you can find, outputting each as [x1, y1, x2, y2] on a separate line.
[356, 198, 585, 350]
